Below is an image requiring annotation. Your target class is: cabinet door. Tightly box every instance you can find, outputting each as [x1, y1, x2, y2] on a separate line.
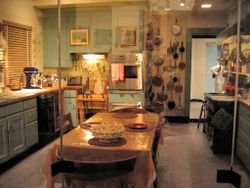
[64, 98, 77, 127]
[0, 118, 9, 164]
[25, 121, 38, 148]
[7, 113, 25, 157]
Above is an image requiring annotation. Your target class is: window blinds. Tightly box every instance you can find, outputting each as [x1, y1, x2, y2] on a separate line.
[3, 21, 32, 86]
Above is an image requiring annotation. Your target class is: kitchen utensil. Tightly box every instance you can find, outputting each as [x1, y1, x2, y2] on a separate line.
[172, 72, 178, 82]
[179, 41, 185, 53]
[175, 95, 183, 114]
[179, 53, 186, 70]
[171, 19, 182, 36]
[157, 85, 168, 101]
[152, 100, 164, 113]
[152, 66, 163, 86]
[167, 91, 176, 110]
[153, 55, 164, 66]
[166, 58, 174, 72]
[167, 75, 175, 90]
[175, 77, 183, 93]
[167, 41, 174, 55]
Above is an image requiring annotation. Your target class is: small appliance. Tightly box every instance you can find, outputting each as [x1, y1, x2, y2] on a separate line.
[23, 67, 39, 89]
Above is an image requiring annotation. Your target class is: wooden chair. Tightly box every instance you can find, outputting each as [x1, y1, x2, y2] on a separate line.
[51, 151, 137, 188]
[57, 113, 74, 134]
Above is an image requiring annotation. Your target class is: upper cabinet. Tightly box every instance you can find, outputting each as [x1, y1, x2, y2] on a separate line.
[42, 6, 144, 68]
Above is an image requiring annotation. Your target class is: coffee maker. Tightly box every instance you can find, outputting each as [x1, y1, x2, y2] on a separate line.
[23, 67, 39, 89]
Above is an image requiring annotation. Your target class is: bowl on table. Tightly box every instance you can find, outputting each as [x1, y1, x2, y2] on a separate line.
[90, 124, 125, 143]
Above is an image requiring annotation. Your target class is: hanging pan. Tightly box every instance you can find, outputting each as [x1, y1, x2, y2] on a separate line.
[175, 95, 183, 114]
[152, 65, 164, 86]
[167, 41, 174, 55]
[175, 77, 183, 93]
[166, 75, 175, 91]
[157, 85, 168, 101]
[167, 91, 176, 110]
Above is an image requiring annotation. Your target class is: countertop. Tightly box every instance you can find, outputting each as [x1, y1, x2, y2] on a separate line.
[204, 93, 250, 107]
[0, 87, 59, 106]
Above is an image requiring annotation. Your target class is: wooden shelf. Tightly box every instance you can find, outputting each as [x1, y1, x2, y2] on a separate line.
[77, 94, 108, 123]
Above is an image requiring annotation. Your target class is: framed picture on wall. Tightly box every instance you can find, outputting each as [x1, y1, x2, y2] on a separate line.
[119, 26, 136, 47]
[70, 29, 89, 45]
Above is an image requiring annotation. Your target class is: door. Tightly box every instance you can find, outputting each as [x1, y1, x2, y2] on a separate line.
[64, 90, 77, 127]
[0, 118, 9, 164]
[8, 112, 25, 157]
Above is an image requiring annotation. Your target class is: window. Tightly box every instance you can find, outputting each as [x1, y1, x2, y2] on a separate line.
[3, 20, 32, 86]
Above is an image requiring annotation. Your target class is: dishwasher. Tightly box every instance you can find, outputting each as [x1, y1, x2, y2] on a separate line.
[37, 92, 59, 144]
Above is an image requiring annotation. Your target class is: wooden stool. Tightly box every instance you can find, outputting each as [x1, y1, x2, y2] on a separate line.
[197, 100, 207, 131]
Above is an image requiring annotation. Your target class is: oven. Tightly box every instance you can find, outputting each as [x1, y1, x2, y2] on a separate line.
[108, 91, 145, 112]
[109, 53, 143, 91]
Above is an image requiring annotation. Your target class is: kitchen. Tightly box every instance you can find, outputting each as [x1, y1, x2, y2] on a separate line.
[0, 0, 250, 187]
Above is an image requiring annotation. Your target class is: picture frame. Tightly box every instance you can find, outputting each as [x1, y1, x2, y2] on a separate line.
[119, 26, 136, 47]
[70, 29, 89, 46]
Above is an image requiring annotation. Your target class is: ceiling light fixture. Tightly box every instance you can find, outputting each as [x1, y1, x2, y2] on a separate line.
[165, 0, 171, 11]
[201, 3, 212, 8]
[180, 0, 185, 7]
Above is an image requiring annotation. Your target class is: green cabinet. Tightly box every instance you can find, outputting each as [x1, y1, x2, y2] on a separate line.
[64, 90, 77, 127]
[7, 112, 25, 157]
[237, 103, 250, 172]
[0, 97, 38, 165]
[0, 118, 9, 164]
[43, 11, 71, 68]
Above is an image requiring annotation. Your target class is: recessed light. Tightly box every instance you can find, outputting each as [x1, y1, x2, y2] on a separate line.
[201, 4, 212, 8]
[180, 0, 185, 7]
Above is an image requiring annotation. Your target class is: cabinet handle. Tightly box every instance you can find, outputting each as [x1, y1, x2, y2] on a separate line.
[73, 104, 75, 110]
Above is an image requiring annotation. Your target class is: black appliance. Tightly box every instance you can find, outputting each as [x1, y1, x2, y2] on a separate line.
[37, 92, 59, 144]
[23, 67, 40, 89]
[205, 95, 235, 154]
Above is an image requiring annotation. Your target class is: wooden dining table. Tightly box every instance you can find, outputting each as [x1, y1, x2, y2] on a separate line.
[44, 111, 162, 188]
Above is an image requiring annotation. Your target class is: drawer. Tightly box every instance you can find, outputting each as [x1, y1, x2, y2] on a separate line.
[24, 108, 38, 124]
[6, 101, 24, 115]
[64, 90, 77, 98]
[0, 106, 6, 118]
[24, 98, 37, 110]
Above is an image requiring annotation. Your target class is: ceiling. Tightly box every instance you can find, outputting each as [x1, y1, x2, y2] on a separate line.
[33, 0, 238, 14]
[150, 0, 238, 14]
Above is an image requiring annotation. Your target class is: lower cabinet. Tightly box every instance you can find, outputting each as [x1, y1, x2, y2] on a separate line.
[237, 103, 250, 172]
[7, 112, 25, 157]
[0, 118, 9, 164]
[0, 97, 38, 165]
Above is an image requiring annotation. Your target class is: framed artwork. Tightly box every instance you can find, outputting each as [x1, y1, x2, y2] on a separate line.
[70, 29, 89, 45]
[119, 26, 136, 47]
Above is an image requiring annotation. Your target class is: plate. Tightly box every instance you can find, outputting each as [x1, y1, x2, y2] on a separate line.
[81, 122, 102, 127]
[128, 123, 148, 129]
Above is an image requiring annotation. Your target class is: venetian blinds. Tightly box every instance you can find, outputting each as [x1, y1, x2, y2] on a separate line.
[3, 21, 32, 86]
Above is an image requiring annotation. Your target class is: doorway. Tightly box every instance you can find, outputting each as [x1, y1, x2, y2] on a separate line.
[189, 38, 217, 119]
[185, 28, 223, 121]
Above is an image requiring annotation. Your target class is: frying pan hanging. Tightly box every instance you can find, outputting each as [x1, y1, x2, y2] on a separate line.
[167, 91, 176, 110]
[175, 77, 183, 93]
[167, 41, 174, 55]
[152, 65, 164, 86]
[179, 41, 185, 53]
[167, 75, 175, 90]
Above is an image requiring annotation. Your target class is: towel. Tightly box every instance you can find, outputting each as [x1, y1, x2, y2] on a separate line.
[111, 64, 124, 82]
